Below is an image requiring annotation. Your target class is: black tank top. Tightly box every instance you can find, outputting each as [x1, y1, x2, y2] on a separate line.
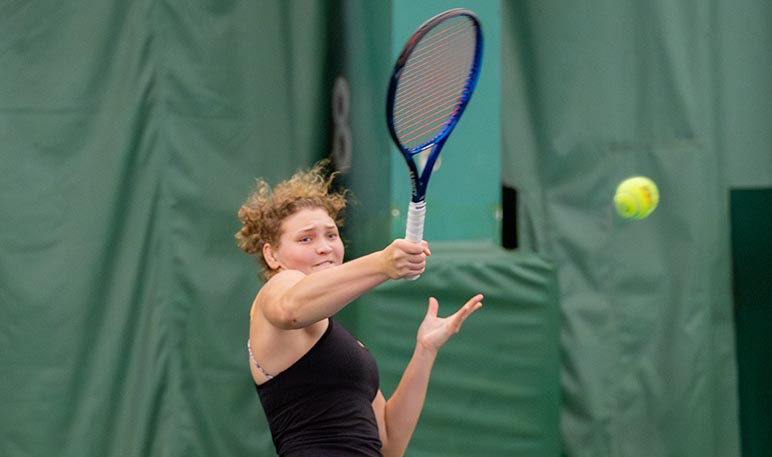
[256, 318, 382, 456]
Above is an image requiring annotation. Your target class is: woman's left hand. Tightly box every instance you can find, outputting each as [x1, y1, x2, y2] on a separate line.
[416, 294, 483, 353]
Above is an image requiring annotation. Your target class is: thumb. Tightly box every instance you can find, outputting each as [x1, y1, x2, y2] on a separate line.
[426, 297, 439, 318]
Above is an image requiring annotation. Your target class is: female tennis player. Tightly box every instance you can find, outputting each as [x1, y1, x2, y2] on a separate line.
[235, 160, 483, 457]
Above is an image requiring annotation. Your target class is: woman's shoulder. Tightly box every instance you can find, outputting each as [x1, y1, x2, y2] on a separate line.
[259, 269, 306, 296]
[254, 270, 306, 309]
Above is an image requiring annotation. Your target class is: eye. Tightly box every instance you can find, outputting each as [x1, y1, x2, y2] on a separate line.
[298, 236, 312, 243]
[327, 233, 338, 240]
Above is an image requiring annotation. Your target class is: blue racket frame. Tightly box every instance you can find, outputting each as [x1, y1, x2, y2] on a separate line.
[386, 8, 484, 205]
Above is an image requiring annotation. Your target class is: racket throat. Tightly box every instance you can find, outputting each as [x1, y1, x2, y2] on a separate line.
[415, 144, 440, 175]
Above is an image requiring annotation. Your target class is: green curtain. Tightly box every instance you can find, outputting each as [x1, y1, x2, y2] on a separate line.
[715, 1, 772, 188]
[5, 0, 769, 455]
[356, 243, 561, 457]
[502, 1, 754, 456]
[1, 1, 338, 455]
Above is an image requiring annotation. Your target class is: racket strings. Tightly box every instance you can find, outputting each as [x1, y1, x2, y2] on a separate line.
[403, 21, 473, 75]
[393, 18, 477, 149]
[396, 41, 473, 125]
[395, 64, 471, 145]
[397, 50, 472, 117]
[394, 58, 471, 141]
[403, 21, 471, 72]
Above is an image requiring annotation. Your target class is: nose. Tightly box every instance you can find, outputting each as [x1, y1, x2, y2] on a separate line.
[316, 240, 333, 254]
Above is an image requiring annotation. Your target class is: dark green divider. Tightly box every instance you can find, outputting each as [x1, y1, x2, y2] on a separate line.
[731, 188, 772, 457]
[353, 243, 561, 457]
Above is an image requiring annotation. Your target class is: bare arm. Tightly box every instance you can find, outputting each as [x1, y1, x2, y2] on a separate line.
[261, 240, 430, 329]
[373, 295, 484, 457]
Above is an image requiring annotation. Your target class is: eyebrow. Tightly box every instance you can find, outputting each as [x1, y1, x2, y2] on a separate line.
[294, 223, 337, 234]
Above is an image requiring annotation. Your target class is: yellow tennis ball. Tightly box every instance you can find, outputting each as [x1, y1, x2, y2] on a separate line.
[614, 176, 659, 219]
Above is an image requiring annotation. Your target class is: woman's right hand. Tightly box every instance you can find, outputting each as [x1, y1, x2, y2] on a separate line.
[380, 239, 431, 279]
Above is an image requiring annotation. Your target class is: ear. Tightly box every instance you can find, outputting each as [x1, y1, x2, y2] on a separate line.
[262, 243, 281, 271]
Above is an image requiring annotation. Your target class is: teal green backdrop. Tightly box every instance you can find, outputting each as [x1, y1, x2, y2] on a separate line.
[502, 1, 769, 456]
[2, 1, 770, 456]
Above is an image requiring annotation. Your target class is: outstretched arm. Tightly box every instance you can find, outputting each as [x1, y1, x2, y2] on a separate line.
[373, 294, 483, 457]
[261, 240, 431, 329]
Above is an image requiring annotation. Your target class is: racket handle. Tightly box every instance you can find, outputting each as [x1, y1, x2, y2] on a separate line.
[405, 200, 426, 243]
[404, 200, 426, 280]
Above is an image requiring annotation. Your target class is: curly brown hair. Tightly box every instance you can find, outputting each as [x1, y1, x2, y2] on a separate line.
[235, 160, 348, 280]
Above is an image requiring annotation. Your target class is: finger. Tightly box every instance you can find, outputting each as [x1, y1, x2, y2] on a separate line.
[405, 253, 426, 264]
[451, 295, 484, 325]
[405, 266, 425, 278]
[398, 239, 427, 255]
[398, 257, 425, 275]
[459, 294, 484, 311]
[421, 240, 431, 256]
[466, 295, 484, 315]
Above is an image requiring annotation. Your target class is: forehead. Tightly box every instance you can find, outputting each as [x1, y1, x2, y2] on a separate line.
[280, 207, 336, 233]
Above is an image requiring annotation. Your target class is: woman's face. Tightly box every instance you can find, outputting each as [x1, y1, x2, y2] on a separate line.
[265, 207, 344, 275]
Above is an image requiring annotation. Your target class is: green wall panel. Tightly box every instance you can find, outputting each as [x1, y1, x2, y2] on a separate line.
[355, 244, 561, 457]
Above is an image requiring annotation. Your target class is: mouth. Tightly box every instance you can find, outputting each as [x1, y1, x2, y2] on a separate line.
[312, 260, 336, 269]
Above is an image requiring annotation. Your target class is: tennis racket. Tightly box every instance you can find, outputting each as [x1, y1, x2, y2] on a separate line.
[386, 8, 483, 278]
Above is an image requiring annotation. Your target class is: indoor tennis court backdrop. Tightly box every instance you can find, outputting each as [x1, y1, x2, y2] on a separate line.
[2, 1, 771, 456]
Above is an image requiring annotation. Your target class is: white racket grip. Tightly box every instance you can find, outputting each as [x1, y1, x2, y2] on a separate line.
[405, 200, 426, 243]
[404, 201, 426, 280]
